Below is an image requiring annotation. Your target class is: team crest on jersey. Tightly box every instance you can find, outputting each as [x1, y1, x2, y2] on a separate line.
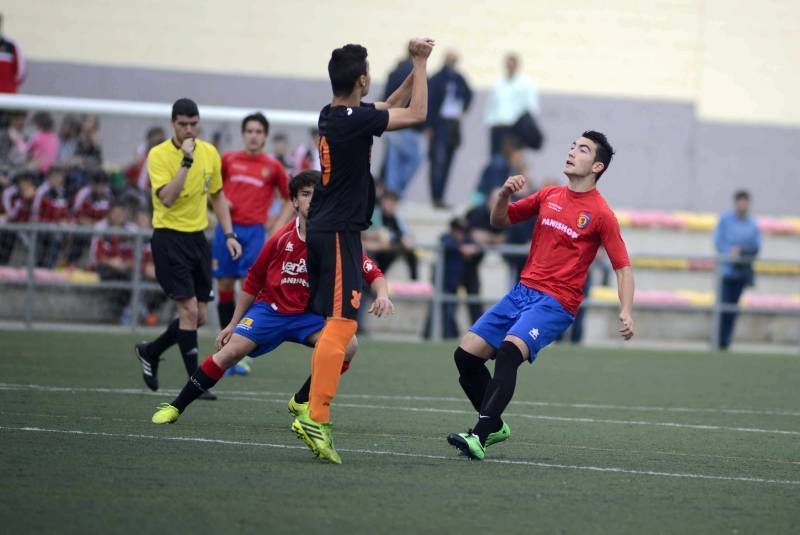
[577, 212, 591, 229]
[363, 260, 374, 272]
[285, 241, 294, 252]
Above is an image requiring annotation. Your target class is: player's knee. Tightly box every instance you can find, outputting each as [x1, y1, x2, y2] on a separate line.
[495, 340, 525, 370]
[197, 309, 207, 327]
[454, 346, 488, 375]
[178, 303, 199, 326]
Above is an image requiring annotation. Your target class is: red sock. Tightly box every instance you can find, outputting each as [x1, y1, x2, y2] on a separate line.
[200, 355, 224, 380]
[218, 290, 235, 305]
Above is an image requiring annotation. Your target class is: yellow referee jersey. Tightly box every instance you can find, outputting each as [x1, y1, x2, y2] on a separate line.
[148, 138, 222, 232]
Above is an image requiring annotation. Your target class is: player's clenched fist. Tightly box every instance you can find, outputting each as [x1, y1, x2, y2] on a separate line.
[500, 175, 527, 197]
[181, 138, 196, 158]
[409, 38, 435, 59]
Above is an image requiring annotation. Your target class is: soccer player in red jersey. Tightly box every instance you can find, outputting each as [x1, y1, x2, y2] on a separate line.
[213, 113, 293, 332]
[447, 131, 635, 460]
[293, 37, 434, 464]
[150, 171, 393, 425]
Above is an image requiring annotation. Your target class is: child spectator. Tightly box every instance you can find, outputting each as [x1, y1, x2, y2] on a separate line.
[32, 165, 70, 267]
[27, 111, 59, 174]
[0, 171, 36, 263]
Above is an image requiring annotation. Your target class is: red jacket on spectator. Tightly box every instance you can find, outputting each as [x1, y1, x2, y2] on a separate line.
[0, 36, 25, 93]
[33, 182, 70, 223]
[2, 184, 34, 222]
[72, 185, 111, 224]
[90, 219, 137, 267]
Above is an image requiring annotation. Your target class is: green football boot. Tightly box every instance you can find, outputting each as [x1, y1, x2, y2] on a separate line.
[151, 403, 180, 424]
[291, 412, 342, 464]
[446, 432, 485, 460]
[485, 421, 511, 447]
[287, 395, 309, 417]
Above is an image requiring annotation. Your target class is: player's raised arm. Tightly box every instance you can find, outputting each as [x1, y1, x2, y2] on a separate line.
[385, 38, 434, 131]
[490, 175, 527, 228]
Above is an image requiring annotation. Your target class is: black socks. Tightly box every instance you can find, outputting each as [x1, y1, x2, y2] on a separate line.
[176, 329, 199, 376]
[473, 341, 524, 444]
[454, 347, 491, 412]
[146, 318, 179, 359]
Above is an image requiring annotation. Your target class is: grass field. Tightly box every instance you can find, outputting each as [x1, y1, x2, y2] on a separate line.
[1, 330, 798, 534]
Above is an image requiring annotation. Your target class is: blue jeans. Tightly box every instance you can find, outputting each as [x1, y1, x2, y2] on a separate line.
[384, 129, 422, 196]
[718, 277, 747, 349]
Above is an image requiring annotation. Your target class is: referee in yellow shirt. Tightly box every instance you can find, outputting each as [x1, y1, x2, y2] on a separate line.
[135, 98, 242, 399]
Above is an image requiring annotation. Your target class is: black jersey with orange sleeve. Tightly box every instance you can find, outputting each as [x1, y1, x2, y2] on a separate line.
[307, 102, 389, 232]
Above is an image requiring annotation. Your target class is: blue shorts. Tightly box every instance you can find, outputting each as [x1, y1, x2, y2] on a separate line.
[212, 223, 266, 278]
[470, 283, 574, 362]
[233, 302, 325, 357]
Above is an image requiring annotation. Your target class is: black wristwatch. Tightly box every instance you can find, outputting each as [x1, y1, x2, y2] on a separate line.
[181, 156, 194, 168]
[224, 232, 238, 240]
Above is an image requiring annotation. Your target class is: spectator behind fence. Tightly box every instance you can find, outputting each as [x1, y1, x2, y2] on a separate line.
[472, 134, 529, 208]
[0, 171, 36, 263]
[67, 168, 112, 265]
[365, 189, 419, 280]
[27, 112, 59, 174]
[423, 216, 483, 339]
[484, 53, 542, 156]
[0, 110, 26, 167]
[427, 49, 472, 209]
[125, 126, 166, 193]
[464, 187, 507, 323]
[32, 165, 70, 267]
[91, 202, 139, 323]
[383, 53, 424, 197]
[57, 114, 82, 164]
[713, 190, 761, 350]
[0, 13, 26, 94]
[271, 132, 291, 170]
[291, 128, 321, 175]
[74, 115, 103, 168]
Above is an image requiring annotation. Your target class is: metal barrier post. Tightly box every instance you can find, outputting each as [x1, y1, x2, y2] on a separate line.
[129, 232, 144, 331]
[710, 255, 724, 350]
[431, 246, 445, 341]
[24, 228, 37, 329]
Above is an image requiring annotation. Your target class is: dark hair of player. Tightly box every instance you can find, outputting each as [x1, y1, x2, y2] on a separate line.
[328, 44, 368, 97]
[290, 170, 321, 200]
[13, 170, 37, 185]
[241, 112, 269, 135]
[171, 98, 199, 120]
[582, 130, 614, 181]
[734, 190, 750, 201]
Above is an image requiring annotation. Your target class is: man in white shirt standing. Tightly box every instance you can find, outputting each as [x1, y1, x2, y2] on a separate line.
[484, 53, 540, 156]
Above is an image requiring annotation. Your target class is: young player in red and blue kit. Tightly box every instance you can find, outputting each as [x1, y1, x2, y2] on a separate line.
[447, 131, 635, 460]
[212, 112, 294, 331]
[151, 171, 393, 424]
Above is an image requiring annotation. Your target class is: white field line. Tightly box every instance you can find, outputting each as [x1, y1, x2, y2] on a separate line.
[1, 425, 798, 487]
[1, 382, 797, 417]
[1, 382, 799, 437]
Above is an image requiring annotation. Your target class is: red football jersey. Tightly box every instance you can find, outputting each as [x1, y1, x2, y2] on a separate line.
[72, 186, 111, 223]
[90, 220, 138, 266]
[221, 151, 289, 226]
[508, 185, 630, 316]
[2, 186, 33, 222]
[243, 218, 383, 314]
[33, 183, 70, 223]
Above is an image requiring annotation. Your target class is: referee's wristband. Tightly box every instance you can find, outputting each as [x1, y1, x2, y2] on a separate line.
[224, 232, 238, 240]
[181, 157, 194, 168]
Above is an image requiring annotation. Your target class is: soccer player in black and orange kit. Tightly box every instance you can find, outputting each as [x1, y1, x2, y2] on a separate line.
[291, 38, 435, 464]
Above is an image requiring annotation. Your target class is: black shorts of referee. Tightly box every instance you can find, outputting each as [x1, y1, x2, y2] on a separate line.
[151, 228, 214, 302]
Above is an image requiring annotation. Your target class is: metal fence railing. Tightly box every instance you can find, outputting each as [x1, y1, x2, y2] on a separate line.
[1, 222, 798, 348]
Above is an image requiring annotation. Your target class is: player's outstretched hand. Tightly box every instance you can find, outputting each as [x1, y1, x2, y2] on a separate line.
[227, 237, 242, 260]
[409, 38, 435, 59]
[618, 311, 634, 340]
[215, 325, 234, 350]
[500, 175, 527, 197]
[368, 296, 395, 318]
